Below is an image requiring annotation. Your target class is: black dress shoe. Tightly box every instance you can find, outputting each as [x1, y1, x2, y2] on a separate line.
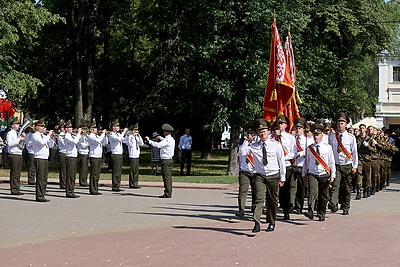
[235, 210, 245, 219]
[129, 186, 141, 189]
[304, 211, 314, 220]
[66, 194, 80, 198]
[11, 192, 24, 195]
[252, 222, 260, 233]
[283, 213, 290, 220]
[342, 210, 349, 215]
[90, 192, 102, 195]
[159, 194, 172, 198]
[36, 198, 50, 202]
[318, 215, 325, 221]
[266, 224, 275, 232]
[328, 202, 338, 213]
[112, 188, 125, 192]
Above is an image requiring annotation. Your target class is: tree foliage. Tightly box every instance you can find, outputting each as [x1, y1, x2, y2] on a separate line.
[0, 0, 61, 105]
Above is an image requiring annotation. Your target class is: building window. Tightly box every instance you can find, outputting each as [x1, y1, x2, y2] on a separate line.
[394, 66, 400, 82]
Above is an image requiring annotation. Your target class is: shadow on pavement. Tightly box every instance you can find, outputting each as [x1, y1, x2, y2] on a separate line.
[173, 225, 257, 237]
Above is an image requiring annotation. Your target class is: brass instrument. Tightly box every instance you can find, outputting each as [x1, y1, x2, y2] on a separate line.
[17, 118, 33, 149]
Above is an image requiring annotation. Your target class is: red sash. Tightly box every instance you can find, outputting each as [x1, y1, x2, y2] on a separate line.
[295, 137, 304, 152]
[335, 132, 352, 159]
[274, 135, 289, 156]
[246, 155, 255, 168]
[308, 144, 331, 174]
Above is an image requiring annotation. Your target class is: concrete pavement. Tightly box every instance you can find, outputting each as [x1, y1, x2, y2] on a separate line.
[0, 173, 400, 266]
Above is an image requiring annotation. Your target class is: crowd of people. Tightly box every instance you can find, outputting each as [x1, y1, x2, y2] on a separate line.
[2, 117, 193, 202]
[236, 112, 398, 233]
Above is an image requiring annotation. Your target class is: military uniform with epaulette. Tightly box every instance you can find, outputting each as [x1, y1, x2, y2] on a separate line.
[356, 131, 375, 198]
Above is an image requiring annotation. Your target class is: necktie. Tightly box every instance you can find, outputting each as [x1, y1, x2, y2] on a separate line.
[315, 145, 320, 165]
[262, 143, 268, 166]
[135, 136, 139, 150]
[41, 133, 44, 139]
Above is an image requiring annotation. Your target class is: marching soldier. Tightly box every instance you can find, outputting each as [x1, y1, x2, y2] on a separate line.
[77, 124, 89, 186]
[355, 124, 375, 198]
[108, 119, 128, 192]
[25, 126, 36, 185]
[6, 117, 25, 195]
[272, 115, 296, 220]
[235, 123, 257, 219]
[292, 118, 311, 214]
[31, 118, 54, 202]
[328, 112, 358, 215]
[303, 124, 336, 221]
[125, 123, 144, 189]
[64, 120, 82, 198]
[145, 123, 175, 198]
[57, 120, 67, 189]
[87, 121, 107, 195]
[239, 119, 285, 232]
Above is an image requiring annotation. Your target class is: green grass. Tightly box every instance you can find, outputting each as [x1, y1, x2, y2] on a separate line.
[0, 149, 238, 184]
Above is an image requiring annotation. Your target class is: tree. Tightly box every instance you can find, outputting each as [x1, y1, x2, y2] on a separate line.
[0, 0, 61, 105]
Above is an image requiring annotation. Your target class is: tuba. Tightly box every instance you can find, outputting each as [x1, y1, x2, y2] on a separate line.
[17, 118, 33, 150]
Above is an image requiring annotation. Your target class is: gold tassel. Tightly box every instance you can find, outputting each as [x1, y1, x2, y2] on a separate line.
[295, 90, 302, 104]
[270, 89, 277, 101]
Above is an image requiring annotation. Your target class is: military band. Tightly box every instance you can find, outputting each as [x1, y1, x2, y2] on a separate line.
[3, 113, 399, 234]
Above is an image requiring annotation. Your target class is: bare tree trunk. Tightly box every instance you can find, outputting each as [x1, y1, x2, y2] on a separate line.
[84, 0, 100, 122]
[227, 124, 240, 175]
[201, 131, 213, 159]
[70, 0, 85, 127]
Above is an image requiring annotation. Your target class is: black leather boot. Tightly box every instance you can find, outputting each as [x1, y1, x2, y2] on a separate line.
[355, 188, 361, 200]
[362, 188, 367, 198]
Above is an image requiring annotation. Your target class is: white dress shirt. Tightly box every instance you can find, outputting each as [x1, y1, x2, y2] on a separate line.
[6, 129, 23, 155]
[108, 132, 126, 155]
[277, 132, 297, 167]
[88, 132, 106, 158]
[302, 142, 336, 178]
[57, 132, 66, 154]
[25, 132, 34, 154]
[293, 135, 308, 167]
[178, 134, 192, 150]
[148, 135, 175, 159]
[125, 134, 144, 158]
[329, 131, 358, 168]
[64, 132, 81, 157]
[78, 135, 89, 155]
[31, 131, 55, 159]
[239, 139, 286, 182]
[238, 140, 256, 173]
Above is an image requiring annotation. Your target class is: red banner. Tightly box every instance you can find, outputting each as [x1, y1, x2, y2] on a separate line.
[263, 20, 295, 125]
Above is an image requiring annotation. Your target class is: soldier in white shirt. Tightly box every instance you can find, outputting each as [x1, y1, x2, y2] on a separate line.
[108, 119, 128, 192]
[239, 119, 286, 233]
[25, 126, 36, 185]
[6, 117, 25, 195]
[87, 122, 107, 195]
[77, 124, 89, 186]
[292, 118, 311, 214]
[125, 123, 144, 189]
[31, 118, 54, 202]
[145, 123, 175, 198]
[302, 124, 336, 221]
[235, 123, 257, 219]
[56, 121, 67, 189]
[272, 115, 297, 220]
[64, 120, 82, 198]
[328, 112, 358, 215]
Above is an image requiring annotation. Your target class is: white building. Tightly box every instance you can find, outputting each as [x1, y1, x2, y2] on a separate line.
[375, 57, 400, 129]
